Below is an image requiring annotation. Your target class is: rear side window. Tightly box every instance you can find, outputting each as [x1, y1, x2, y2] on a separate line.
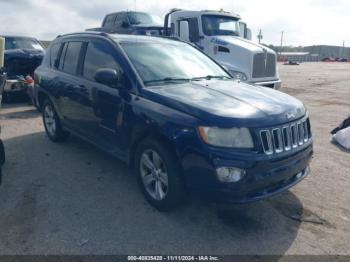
[104, 14, 116, 27]
[62, 42, 83, 74]
[83, 41, 121, 81]
[115, 13, 127, 26]
[50, 43, 62, 68]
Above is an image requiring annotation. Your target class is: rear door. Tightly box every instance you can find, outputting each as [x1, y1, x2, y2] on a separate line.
[56, 41, 85, 131]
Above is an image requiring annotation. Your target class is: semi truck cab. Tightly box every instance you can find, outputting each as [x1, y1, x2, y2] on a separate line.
[164, 9, 281, 89]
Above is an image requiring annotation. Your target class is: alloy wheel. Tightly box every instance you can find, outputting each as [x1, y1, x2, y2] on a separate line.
[140, 149, 169, 201]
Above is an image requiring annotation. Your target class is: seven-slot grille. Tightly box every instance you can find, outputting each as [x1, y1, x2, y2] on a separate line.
[252, 53, 276, 78]
[260, 118, 311, 155]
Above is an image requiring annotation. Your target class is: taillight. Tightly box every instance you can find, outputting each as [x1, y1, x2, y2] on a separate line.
[25, 75, 34, 85]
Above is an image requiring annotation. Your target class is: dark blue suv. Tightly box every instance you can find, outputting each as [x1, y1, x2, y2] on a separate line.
[34, 32, 313, 211]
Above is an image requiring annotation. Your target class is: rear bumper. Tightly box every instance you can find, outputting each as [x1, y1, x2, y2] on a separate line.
[251, 79, 282, 90]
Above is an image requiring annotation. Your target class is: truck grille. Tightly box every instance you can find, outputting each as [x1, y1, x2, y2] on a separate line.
[252, 53, 276, 78]
[260, 118, 311, 155]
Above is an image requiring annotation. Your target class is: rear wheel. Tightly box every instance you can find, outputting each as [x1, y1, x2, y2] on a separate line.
[135, 138, 185, 211]
[42, 99, 69, 142]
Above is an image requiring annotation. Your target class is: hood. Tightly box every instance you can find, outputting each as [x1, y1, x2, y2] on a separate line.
[143, 80, 306, 128]
[4, 48, 44, 58]
[212, 36, 275, 53]
[4, 49, 44, 78]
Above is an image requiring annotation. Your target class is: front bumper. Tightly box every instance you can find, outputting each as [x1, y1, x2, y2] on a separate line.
[4, 79, 28, 93]
[251, 79, 282, 90]
[182, 142, 313, 203]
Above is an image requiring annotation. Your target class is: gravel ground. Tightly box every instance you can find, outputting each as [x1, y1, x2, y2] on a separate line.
[0, 62, 349, 255]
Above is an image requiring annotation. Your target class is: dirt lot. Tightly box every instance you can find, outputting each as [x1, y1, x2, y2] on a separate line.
[0, 63, 349, 255]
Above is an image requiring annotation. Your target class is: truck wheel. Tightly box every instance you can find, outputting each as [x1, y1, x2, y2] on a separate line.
[42, 99, 69, 142]
[135, 138, 185, 211]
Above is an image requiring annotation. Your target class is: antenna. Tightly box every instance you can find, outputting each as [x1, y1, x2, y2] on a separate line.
[280, 31, 284, 58]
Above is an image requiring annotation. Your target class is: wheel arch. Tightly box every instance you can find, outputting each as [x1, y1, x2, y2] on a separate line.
[128, 125, 178, 168]
[37, 91, 50, 110]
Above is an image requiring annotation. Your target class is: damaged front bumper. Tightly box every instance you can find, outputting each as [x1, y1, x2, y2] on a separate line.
[3, 76, 34, 100]
[4, 79, 28, 93]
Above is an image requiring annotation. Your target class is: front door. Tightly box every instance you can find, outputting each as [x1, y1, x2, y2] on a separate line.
[76, 39, 128, 157]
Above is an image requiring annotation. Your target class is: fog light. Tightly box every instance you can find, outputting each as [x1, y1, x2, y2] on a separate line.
[216, 167, 245, 183]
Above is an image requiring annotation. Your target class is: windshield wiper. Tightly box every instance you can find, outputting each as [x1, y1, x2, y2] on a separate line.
[144, 77, 191, 84]
[191, 75, 230, 81]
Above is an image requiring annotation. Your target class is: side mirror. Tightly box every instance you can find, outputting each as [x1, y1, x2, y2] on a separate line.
[179, 21, 190, 42]
[245, 28, 252, 40]
[94, 68, 124, 89]
[122, 21, 129, 28]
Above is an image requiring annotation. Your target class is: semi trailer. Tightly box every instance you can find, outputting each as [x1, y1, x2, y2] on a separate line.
[87, 9, 281, 89]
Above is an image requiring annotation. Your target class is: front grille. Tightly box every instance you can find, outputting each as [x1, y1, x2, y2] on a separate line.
[252, 53, 276, 78]
[260, 118, 311, 155]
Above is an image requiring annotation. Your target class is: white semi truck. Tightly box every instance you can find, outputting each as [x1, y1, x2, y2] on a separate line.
[164, 9, 281, 89]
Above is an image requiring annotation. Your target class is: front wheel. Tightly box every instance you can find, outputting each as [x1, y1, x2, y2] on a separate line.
[42, 99, 69, 142]
[135, 138, 185, 211]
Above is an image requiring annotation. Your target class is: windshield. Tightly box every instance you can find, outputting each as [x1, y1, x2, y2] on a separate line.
[202, 15, 240, 36]
[121, 41, 230, 86]
[4, 37, 44, 51]
[127, 12, 163, 26]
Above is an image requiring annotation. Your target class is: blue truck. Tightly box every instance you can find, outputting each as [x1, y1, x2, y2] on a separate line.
[34, 32, 313, 211]
[86, 11, 164, 36]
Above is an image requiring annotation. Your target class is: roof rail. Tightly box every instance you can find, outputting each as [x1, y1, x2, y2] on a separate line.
[55, 31, 110, 39]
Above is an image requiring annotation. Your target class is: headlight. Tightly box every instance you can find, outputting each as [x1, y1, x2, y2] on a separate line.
[198, 127, 254, 148]
[228, 70, 247, 81]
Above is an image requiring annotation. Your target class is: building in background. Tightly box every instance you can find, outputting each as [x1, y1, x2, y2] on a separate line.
[279, 52, 320, 62]
[303, 45, 350, 60]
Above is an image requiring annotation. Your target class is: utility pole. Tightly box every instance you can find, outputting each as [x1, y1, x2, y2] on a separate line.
[342, 40, 345, 58]
[257, 29, 263, 44]
[279, 31, 284, 60]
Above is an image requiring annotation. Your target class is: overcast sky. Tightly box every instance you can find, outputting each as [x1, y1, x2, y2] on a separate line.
[0, 0, 349, 46]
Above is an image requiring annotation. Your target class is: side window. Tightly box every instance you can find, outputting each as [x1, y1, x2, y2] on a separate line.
[104, 14, 116, 27]
[62, 42, 83, 75]
[115, 13, 127, 27]
[58, 43, 67, 70]
[50, 43, 62, 68]
[83, 41, 121, 81]
[188, 18, 200, 43]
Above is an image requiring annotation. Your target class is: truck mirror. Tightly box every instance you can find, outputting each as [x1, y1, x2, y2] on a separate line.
[179, 21, 190, 42]
[245, 28, 252, 40]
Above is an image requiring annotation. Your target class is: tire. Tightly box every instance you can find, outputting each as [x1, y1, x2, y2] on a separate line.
[42, 99, 70, 142]
[135, 138, 185, 211]
[0, 140, 4, 185]
[0, 139, 5, 165]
